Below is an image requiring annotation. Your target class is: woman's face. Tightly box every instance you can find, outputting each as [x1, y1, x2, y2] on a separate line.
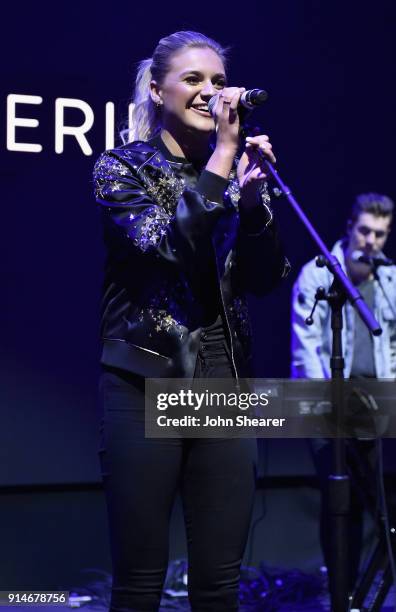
[152, 46, 226, 137]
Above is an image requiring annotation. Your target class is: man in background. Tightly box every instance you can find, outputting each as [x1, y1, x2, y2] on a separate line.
[291, 193, 396, 590]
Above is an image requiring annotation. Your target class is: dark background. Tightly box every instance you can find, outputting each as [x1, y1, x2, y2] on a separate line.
[1, 0, 395, 589]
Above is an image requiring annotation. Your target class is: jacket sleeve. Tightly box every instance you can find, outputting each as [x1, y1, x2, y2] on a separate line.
[290, 261, 330, 378]
[93, 150, 228, 269]
[235, 184, 290, 296]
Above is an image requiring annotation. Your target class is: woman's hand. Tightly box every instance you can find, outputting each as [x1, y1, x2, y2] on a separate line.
[237, 135, 276, 209]
[206, 87, 245, 179]
[212, 87, 245, 154]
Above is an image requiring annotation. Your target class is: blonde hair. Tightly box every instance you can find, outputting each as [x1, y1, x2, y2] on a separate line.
[121, 31, 228, 143]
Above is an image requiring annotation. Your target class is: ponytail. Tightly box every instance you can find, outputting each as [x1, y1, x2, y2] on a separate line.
[121, 58, 160, 143]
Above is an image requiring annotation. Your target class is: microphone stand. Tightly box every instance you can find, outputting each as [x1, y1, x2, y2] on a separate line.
[245, 135, 382, 611]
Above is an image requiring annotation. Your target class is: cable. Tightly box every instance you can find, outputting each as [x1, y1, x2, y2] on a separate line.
[376, 438, 396, 611]
[245, 439, 269, 567]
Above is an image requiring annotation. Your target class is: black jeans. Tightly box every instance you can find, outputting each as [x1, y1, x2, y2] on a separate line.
[99, 339, 257, 611]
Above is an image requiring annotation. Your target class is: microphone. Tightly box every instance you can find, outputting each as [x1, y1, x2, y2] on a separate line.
[208, 88, 268, 118]
[351, 250, 394, 268]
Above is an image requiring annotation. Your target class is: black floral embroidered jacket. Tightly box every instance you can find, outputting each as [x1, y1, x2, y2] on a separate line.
[93, 137, 289, 379]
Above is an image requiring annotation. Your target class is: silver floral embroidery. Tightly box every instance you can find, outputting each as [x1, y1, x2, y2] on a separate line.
[259, 181, 271, 206]
[228, 297, 252, 339]
[226, 174, 273, 227]
[142, 167, 185, 215]
[93, 153, 129, 198]
[133, 207, 171, 252]
[139, 308, 184, 338]
[227, 178, 241, 207]
[95, 182, 105, 199]
[258, 181, 273, 226]
[110, 180, 123, 192]
[281, 257, 292, 278]
[94, 153, 129, 179]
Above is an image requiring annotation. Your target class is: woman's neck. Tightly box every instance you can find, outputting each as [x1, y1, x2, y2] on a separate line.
[160, 128, 211, 166]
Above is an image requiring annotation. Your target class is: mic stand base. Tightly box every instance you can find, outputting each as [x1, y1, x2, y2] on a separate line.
[326, 280, 351, 611]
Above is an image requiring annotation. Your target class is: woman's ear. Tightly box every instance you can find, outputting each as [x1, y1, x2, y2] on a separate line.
[150, 80, 163, 106]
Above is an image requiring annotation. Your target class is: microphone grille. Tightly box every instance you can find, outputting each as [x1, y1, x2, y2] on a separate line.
[208, 95, 218, 115]
[255, 89, 269, 103]
[351, 250, 365, 262]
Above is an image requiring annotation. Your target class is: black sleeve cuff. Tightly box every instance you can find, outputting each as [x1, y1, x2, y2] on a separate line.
[239, 202, 273, 236]
[196, 170, 228, 204]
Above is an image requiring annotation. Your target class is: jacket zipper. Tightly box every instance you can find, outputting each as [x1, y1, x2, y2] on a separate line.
[212, 238, 239, 383]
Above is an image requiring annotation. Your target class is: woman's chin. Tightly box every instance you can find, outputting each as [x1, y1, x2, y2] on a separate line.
[185, 112, 215, 134]
[187, 121, 215, 136]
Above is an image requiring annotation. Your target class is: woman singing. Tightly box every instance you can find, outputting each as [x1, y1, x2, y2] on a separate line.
[94, 30, 288, 612]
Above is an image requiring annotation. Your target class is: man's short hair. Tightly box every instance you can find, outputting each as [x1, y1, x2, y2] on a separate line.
[350, 193, 394, 225]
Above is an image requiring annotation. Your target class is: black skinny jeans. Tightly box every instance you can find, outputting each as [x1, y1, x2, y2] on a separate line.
[99, 338, 257, 611]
